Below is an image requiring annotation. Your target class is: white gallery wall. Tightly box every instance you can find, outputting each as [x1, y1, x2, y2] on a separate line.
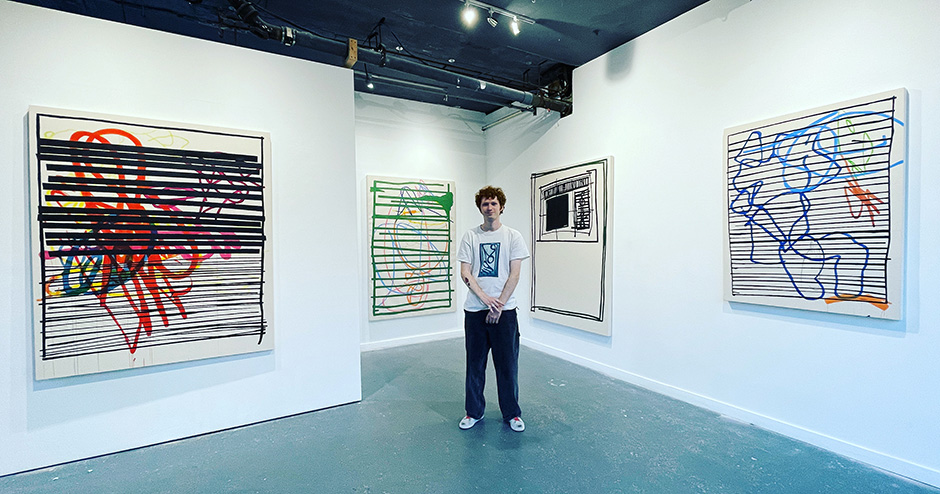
[486, 0, 940, 486]
[0, 2, 361, 476]
[355, 93, 487, 348]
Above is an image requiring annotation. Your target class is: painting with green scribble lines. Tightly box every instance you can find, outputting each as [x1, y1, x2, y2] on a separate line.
[367, 176, 456, 320]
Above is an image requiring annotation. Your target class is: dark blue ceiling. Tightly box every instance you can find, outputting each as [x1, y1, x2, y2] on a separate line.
[13, 0, 709, 114]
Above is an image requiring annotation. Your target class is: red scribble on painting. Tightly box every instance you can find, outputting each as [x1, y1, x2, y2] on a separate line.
[45, 129, 243, 354]
[843, 178, 884, 227]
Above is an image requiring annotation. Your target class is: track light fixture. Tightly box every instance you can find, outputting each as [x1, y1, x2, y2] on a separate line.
[365, 65, 374, 90]
[461, 1, 478, 26]
[458, 0, 535, 34]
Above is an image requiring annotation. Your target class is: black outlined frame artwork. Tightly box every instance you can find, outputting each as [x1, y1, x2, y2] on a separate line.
[29, 106, 273, 379]
[530, 157, 612, 335]
[723, 89, 907, 319]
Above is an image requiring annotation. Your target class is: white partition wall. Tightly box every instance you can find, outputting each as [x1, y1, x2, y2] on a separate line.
[355, 93, 486, 349]
[486, 0, 940, 487]
[0, 2, 361, 476]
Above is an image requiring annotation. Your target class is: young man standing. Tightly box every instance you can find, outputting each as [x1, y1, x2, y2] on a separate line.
[456, 186, 530, 432]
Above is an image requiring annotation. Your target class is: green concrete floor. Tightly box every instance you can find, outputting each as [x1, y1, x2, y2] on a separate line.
[1, 338, 937, 493]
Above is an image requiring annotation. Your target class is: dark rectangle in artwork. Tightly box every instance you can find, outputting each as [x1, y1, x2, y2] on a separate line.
[545, 194, 569, 231]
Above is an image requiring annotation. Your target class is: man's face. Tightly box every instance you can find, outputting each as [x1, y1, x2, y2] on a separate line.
[479, 196, 502, 219]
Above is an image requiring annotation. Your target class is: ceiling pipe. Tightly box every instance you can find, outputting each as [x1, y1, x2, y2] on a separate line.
[481, 109, 530, 131]
[355, 73, 527, 111]
[357, 63, 533, 108]
[226, 0, 572, 114]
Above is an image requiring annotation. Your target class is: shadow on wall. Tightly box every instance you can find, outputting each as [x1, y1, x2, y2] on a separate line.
[525, 315, 614, 349]
[724, 302, 912, 337]
[484, 108, 559, 178]
[603, 0, 753, 82]
[605, 42, 634, 82]
[902, 89, 922, 338]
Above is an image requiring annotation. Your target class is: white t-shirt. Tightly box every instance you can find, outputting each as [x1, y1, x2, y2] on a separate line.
[457, 224, 530, 312]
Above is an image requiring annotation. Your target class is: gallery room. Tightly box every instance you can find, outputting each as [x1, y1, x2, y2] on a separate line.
[1, 0, 938, 491]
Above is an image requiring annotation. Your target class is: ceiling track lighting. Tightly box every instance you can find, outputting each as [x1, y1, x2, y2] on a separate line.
[459, 0, 535, 35]
[364, 65, 374, 90]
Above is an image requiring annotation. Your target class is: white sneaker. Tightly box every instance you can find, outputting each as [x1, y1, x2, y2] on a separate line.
[459, 416, 481, 430]
[509, 416, 525, 432]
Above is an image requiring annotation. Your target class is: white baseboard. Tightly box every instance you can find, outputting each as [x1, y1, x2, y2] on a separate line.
[520, 337, 940, 489]
[360, 329, 462, 352]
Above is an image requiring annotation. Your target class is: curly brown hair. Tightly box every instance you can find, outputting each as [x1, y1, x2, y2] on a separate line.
[474, 186, 506, 211]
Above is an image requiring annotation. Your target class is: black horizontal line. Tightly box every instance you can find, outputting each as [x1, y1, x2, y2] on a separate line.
[45, 247, 261, 257]
[44, 231, 264, 240]
[41, 330, 268, 360]
[725, 99, 896, 139]
[39, 152, 261, 176]
[39, 137, 260, 163]
[39, 207, 264, 223]
[45, 163, 262, 183]
[43, 183, 263, 202]
[44, 194, 264, 212]
[728, 122, 895, 154]
[45, 240, 264, 248]
[42, 223, 263, 234]
[48, 175, 265, 192]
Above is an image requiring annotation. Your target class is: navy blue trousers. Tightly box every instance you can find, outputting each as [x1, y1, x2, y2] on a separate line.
[464, 309, 521, 421]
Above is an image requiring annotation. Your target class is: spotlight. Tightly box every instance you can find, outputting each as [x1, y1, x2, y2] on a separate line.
[459, 1, 535, 35]
[461, 2, 478, 26]
[365, 66, 374, 90]
[510, 16, 520, 35]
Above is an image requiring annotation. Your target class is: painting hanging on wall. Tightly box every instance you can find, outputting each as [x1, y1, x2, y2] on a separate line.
[530, 157, 613, 335]
[29, 106, 273, 380]
[724, 88, 907, 319]
[367, 175, 456, 320]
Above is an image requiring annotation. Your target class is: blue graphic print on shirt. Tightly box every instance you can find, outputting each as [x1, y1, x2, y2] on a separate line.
[479, 242, 500, 277]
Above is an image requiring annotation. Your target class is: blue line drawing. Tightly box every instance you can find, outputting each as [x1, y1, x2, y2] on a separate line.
[726, 93, 904, 315]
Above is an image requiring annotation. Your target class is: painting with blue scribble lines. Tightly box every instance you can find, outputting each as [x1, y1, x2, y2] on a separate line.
[723, 89, 907, 320]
